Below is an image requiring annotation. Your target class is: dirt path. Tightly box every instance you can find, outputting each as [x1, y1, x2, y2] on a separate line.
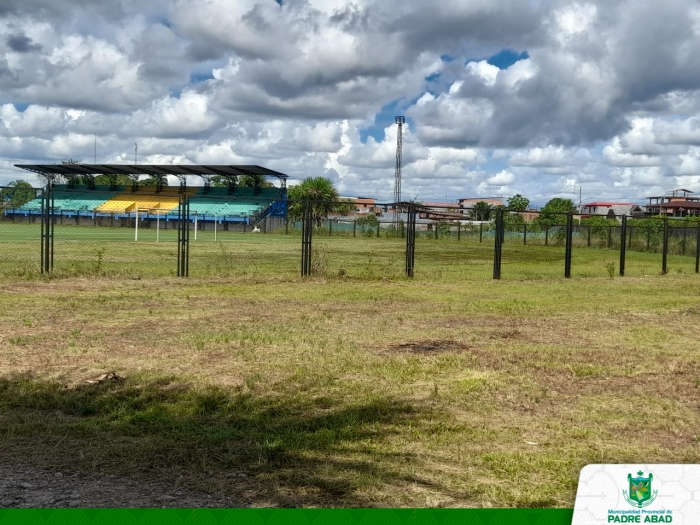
[0, 464, 247, 508]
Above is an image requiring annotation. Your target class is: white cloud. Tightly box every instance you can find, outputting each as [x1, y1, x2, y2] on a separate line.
[3, 0, 700, 206]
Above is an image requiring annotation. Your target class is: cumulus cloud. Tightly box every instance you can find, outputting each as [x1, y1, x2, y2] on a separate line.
[2, 0, 700, 204]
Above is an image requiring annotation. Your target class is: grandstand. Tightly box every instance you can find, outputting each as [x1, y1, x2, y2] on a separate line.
[9, 164, 289, 227]
[11, 185, 283, 225]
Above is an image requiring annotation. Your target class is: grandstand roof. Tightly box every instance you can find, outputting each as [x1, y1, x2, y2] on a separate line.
[15, 164, 288, 181]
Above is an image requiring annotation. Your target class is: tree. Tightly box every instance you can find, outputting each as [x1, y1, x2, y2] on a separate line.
[209, 175, 274, 189]
[507, 194, 529, 212]
[287, 177, 340, 226]
[240, 175, 274, 188]
[533, 198, 576, 229]
[1, 180, 35, 208]
[94, 174, 133, 187]
[472, 201, 492, 221]
[140, 176, 168, 186]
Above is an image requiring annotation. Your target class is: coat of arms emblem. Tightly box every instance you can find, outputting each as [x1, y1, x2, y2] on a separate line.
[623, 471, 658, 507]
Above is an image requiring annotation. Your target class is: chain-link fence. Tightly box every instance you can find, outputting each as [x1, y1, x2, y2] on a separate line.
[0, 185, 43, 277]
[4, 185, 700, 281]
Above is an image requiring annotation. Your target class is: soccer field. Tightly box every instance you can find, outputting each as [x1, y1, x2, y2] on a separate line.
[1, 222, 696, 280]
[1, 270, 699, 507]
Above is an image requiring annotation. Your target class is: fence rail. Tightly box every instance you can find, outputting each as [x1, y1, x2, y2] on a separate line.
[2, 185, 700, 280]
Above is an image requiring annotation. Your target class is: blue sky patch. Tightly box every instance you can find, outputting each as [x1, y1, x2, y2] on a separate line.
[359, 100, 415, 143]
[190, 72, 215, 84]
[486, 49, 529, 69]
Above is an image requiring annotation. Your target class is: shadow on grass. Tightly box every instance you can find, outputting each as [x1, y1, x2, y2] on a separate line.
[0, 373, 451, 507]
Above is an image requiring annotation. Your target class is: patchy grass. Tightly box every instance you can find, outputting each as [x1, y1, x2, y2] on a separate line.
[1, 274, 700, 507]
[1, 221, 696, 280]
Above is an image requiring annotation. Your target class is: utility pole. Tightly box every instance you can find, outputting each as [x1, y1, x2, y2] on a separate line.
[94, 134, 97, 164]
[394, 116, 405, 228]
[575, 185, 582, 224]
[134, 142, 138, 165]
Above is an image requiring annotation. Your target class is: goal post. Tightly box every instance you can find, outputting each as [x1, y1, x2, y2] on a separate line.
[134, 207, 170, 242]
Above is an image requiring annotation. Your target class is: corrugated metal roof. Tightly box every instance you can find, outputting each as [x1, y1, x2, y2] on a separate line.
[583, 201, 636, 206]
[15, 164, 288, 180]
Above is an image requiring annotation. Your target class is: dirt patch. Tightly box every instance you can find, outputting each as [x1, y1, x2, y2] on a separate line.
[0, 463, 246, 508]
[490, 330, 523, 340]
[389, 339, 470, 354]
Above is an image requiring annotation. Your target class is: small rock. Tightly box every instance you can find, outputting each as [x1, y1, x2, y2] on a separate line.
[68, 501, 81, 508]
[20, 483, 34, 489]
[69, 494, 80, 499]
[54, 472, 63, 478]
[238, 473, 247, 478]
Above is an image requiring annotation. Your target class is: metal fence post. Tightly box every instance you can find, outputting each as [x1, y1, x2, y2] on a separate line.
[608, 226, 612, 248]
[376, 222, 380, 238]
[353, 220, 356, 238]
[40, 187, 45, 272]
[545, 225, 549, 246]
[696, 221, 700, 274]
[177, 194, 190, 277]
[587, 226, 591, 247]
[662, 218, 669, 274]
[405, 205, 416, 277]
[619, 215, 627, 277]
[493, 208, 503, 280]
[301, 201, 313, 276]
[479, 222, 483, 243]
[564, 213, 573, 278]
[457, 223, 461, 241]
[329, 219, 332, 237]
[523, 223, 527, 245]
[40, 183, 54, 274]
[50, 189, 55, 271]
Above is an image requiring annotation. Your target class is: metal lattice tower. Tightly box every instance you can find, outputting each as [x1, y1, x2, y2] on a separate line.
[394, 116, 405, 218]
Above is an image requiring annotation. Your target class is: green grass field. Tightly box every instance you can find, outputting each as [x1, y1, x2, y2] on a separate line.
[1, 221, 700, 507]
[0, 222, 694, 281]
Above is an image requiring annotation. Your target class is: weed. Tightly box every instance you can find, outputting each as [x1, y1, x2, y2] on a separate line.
[310, 245, 329, 276]
[604, 261, 615, 279]
[93, 247, 106, 275]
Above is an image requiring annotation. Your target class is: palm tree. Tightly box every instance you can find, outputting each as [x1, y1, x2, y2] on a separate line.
[1, 180, 35, 208]
[472, 201, 492, 221]
[288, 177, 340, 226]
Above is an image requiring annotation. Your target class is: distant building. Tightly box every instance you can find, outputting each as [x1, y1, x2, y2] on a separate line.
[520, 209, 540, 222]
[419, 202, 461, 221]
[458, 197, 504, 208]
[646, 189, 700, 217]
[458, 197, 504, 219]
[338, 196, 379, 215]
[581, 201, 643, 217]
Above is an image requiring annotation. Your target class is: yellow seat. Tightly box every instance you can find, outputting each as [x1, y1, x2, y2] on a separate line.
[97, 194, 180, 213]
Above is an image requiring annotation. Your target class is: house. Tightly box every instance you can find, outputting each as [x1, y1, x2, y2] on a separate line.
[645, 189, 700, 217]
[580, 201, 643, 218]
[458, 197, 504, 219]
[419, 201, 462, 220]
[338, 196, 379, 215]
[520, 209, 540, 222]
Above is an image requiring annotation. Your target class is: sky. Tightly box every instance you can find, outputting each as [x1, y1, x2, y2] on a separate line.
[1, 0, 700, 206]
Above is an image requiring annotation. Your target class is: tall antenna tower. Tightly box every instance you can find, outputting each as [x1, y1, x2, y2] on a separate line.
[394, 116, 405, 221]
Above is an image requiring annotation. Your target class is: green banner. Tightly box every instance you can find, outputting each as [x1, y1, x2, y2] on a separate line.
[0, 509, 573, 525]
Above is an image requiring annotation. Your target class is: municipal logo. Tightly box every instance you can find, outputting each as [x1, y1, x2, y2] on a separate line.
[623, 471, 658, 508]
